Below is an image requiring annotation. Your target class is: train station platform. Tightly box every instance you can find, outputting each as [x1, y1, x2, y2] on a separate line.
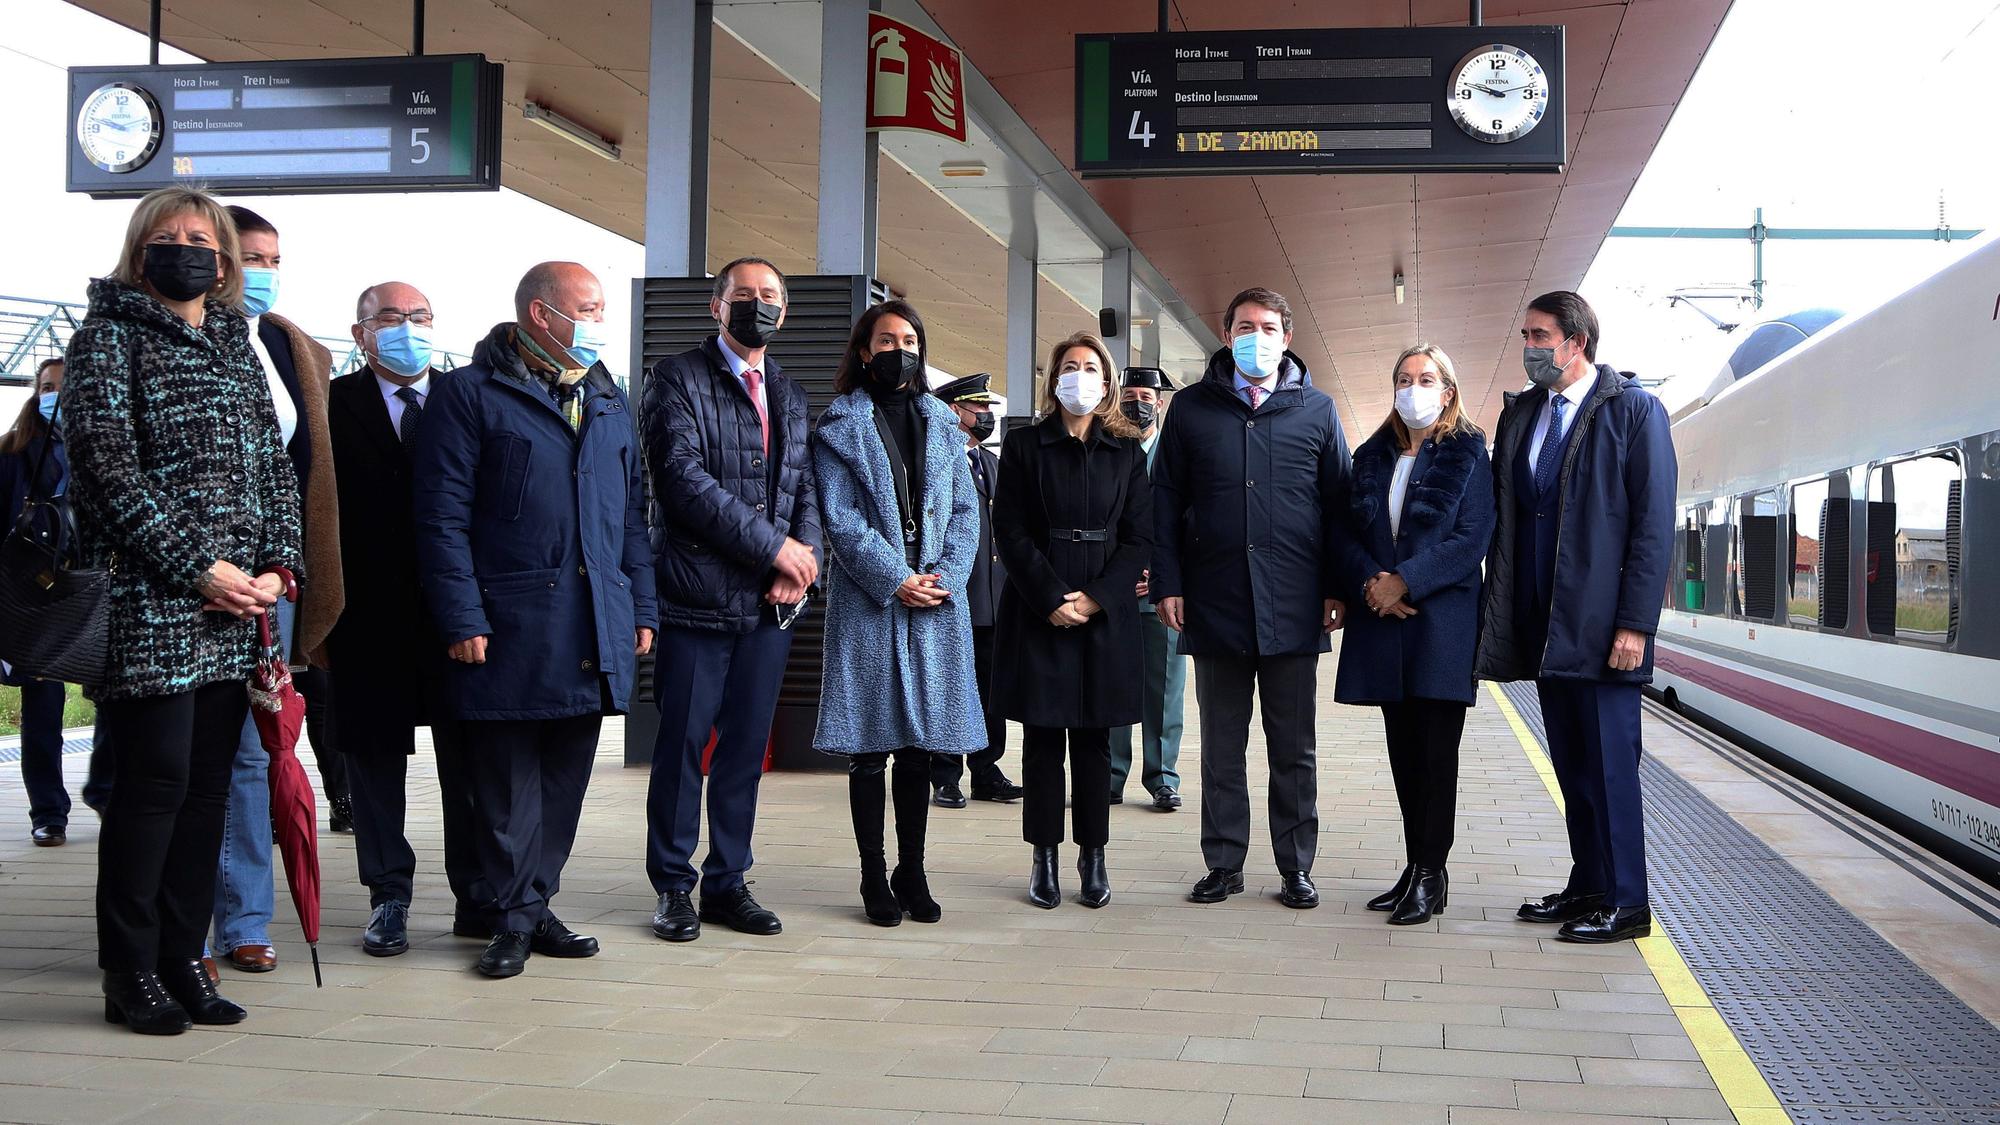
[2, 638, 1996, 1124]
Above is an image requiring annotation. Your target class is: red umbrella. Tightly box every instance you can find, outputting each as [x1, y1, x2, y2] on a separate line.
[250, 568, 322, 986]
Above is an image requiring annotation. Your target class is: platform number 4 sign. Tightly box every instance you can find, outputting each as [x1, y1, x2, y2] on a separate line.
[1129, 112, 1155, 148]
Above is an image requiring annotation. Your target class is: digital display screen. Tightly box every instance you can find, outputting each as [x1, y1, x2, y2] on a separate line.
[67, 54, 503, 197]
[1076, 26, 1564, 177]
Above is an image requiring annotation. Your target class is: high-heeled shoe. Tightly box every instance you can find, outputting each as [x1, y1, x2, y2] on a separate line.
[158, 958, 247, 1024]
[1076, 846, 1110, 909]
[1367, 864, 1416, 911]
[1388, 867, 1448, 926]
[891, 864, 942, 923]
[860, 856, 901, 927]
[102, 971, 192, 1035]
[1028, 845, 1060, 909]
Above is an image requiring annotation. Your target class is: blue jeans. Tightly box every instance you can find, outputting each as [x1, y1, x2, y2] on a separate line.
[211, 597, 294, 953]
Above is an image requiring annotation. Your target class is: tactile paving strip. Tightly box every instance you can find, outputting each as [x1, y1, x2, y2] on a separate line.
[1501, 682, 2000, 1121]
[0, 734, 94, 766]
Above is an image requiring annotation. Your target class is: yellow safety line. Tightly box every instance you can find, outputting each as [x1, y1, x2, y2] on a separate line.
[1485, 683, 1787, 1124]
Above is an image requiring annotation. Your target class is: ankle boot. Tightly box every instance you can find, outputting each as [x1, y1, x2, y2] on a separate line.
[102, 971, 192, 1035]
[860, 855, 901, 926]
[1028, 845, 1060, 909]
[158, 958, 246, 1024]
[889, 755, 941, 922]
[1367, 864, 1416, 911]
[1388, 867, 1448, 926]
[1076, 846, 1110, 909]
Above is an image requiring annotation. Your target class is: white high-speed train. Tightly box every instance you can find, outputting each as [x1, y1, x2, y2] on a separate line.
[1657, 234, 2000, 883]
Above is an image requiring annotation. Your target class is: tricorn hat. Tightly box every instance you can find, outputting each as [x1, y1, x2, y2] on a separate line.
[1122, 366, 1175, 391]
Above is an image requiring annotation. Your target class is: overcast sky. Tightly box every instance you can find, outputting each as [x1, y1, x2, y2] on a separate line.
[2, 0, 1995, 418]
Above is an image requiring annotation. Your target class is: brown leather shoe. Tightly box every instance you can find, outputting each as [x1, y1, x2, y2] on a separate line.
[226, 945, 277, 973]
[200, 957, 219, 984]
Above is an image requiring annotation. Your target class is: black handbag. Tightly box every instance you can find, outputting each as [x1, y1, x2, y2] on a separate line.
[0, 432, 109, 687]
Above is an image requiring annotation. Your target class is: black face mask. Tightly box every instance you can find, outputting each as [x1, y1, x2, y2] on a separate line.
[964, 411, 996, 443]
[142, 243, 218, 302]
[1121, 400, 1157, 429]
[726, 298, 783, 349]
[864, 348, 921, 390]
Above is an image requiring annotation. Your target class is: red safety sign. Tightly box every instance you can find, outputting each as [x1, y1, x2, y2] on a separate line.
[866, 13, 967, 143]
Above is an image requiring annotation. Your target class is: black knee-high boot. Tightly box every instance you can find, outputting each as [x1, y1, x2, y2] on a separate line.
[848, 755, 899, 926]
[889, 751, 941, 923]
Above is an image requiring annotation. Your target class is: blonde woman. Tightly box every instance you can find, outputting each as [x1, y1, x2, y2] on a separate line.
[990, 332, 1152, 909]
[1332, 344, 1494, 926]
[63, 187, 301, 1033]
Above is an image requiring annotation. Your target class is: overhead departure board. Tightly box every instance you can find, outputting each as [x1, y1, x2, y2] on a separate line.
[66, 54, 503, 197]
[1076, 26, 1564, 177]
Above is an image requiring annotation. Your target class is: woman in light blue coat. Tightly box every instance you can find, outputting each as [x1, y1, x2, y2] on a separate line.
[813, 300, 983, 928]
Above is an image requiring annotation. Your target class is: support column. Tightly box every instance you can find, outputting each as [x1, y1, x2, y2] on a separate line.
[1005, 248, 1038, 407]
[818, 0, 879, 276]
[643, 0, 712, 277]
[1101, 248, 1132, 370]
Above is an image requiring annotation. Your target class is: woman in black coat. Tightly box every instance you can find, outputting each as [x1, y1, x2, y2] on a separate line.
[991, 332, 1151, 909]
[1333, 344, 1495, 926]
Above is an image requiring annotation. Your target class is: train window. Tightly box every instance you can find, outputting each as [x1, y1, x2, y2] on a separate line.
[1704, 501, 1732, 616]
[1866, 450, 1961, 646]
[1674, 505, 1706, 611]
[1788, 476, 1850, 629]
[1736, 491, 1782, 621]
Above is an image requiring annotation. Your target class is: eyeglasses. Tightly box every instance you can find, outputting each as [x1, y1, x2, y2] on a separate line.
[774, 590, 811, 631]
[361, 310, 435, 328]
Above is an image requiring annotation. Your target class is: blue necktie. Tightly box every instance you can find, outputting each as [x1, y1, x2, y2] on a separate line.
[1533, 395, 1569, 494]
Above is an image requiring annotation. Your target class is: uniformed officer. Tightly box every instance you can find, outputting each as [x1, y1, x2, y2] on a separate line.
[1109, 366, 1186, 811]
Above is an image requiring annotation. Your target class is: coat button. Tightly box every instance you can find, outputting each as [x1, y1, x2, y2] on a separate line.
[580, 659, 594, 671]
[1246, 480, 1255, 488]
[1247, 544, 1256, 552]
[578, 565, 588, 576]
[229, 470, 247, 484]
[755, 502, 766, 512]
[752, 458, 763, 468]
[1246, 420, 1255, 428]
[232, 525, 252, 541]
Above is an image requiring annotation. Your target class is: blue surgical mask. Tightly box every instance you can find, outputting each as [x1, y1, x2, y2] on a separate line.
[240, 267, 279, 317]
[543, 302, 612, 369]
[1232, 331, 1282, 380]
[370, 321, 434, 379]
[1523, 335, 1572, 388]
[37, 392, 59, 424]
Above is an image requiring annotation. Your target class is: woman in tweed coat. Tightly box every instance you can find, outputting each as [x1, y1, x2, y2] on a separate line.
[813, 300, 983, 928]
[61, 188, 302, 1035]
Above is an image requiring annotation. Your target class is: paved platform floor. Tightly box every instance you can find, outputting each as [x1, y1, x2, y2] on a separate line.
[0, 644, 1989, 1124]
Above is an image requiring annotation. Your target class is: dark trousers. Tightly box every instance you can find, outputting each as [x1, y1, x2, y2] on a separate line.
[647, 622, 793, 897]
[18, 678, 69, 829]
[1537, 679, 1648, 908]
[1192, 652, 1319, 873]
[933, 625, 1005, 787]
[95, 681, 249, 972]
[1021, 725, 1111, 848]
[1381, 700, 1466, 869]
[296, 667, 345, 804]
[1109, 611, 1186, 795]
[345, 721, 487, 911]
[463, 715, 601, 934]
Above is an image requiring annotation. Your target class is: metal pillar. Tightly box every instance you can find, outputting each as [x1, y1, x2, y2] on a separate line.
[1101, 248, 1132, 371]
[818, 0, 879, 277]
[642, 0, 712, 278]
[1006, 248, 1038, 406]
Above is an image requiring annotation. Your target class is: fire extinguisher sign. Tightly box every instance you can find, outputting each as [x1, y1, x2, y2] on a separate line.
[865, 13, 968, 143]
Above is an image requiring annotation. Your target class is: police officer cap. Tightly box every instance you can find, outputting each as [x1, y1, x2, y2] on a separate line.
[1123, 366, 1175, 392]
[932, 372, 1003, 405]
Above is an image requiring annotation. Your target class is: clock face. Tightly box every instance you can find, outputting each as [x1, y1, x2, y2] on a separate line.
[76, 82, 163, 174]
[1448, 45, 1549, 144]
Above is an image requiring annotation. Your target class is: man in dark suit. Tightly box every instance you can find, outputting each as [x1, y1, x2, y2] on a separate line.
[642, 257, 820, 943]
[1110, 366, 1185, 812]
[325, 281, 491, 956]
[928, 372, 1023, 808]
[1476, 291, 1676, 945]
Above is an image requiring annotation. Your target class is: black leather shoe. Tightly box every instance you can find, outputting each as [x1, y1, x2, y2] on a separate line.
[1107, 791, 1125, 805]
[1151, 787, 1182, 812]
[1388, 868, 1448, 926]
[1028, 845, 1060, 909]
[933, 783, 968, 809]
[328, 795, 354, 834]
[1558, 905, 1653, 944]
[453, 904, 495, 940]
[102, 971, 192, 1035]
[1076, 846, 1110, 909]
[1278, 871, 1320, 909]
[1517, 889, 1605, 924]
[476, 931, 531, 977]
[363, 901, 410, 956]
[699, 887, 783, 935]
[891, 864, 942, 923]
[652, 891, 700, 942]
[1368, 865, 1416, 911]
[31, 824, 65, 846]
[1189, 868, 1244, 903]
[531, 915, 599, 957]
[158, 959, 246, 1024]
[970, 774, 1024, 802]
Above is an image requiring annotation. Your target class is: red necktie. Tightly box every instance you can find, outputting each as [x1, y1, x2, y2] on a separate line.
[1246, 385, 1265, 410]
[744, 368, 769, 454]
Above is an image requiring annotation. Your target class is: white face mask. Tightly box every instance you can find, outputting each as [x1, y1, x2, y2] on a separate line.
[1055, 369, 1105, 417]
[1395, 383, 1445, 429]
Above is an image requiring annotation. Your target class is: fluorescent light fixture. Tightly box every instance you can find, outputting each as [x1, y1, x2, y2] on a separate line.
[524, 101, 621, 161]
[1393, 271, 1405, 305]
[940, 160, 987, 178]
[1129, 316, 1155, 327]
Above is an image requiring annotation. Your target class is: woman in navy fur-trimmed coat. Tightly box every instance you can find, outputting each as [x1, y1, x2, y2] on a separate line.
[1332, 344, 1495, 927]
